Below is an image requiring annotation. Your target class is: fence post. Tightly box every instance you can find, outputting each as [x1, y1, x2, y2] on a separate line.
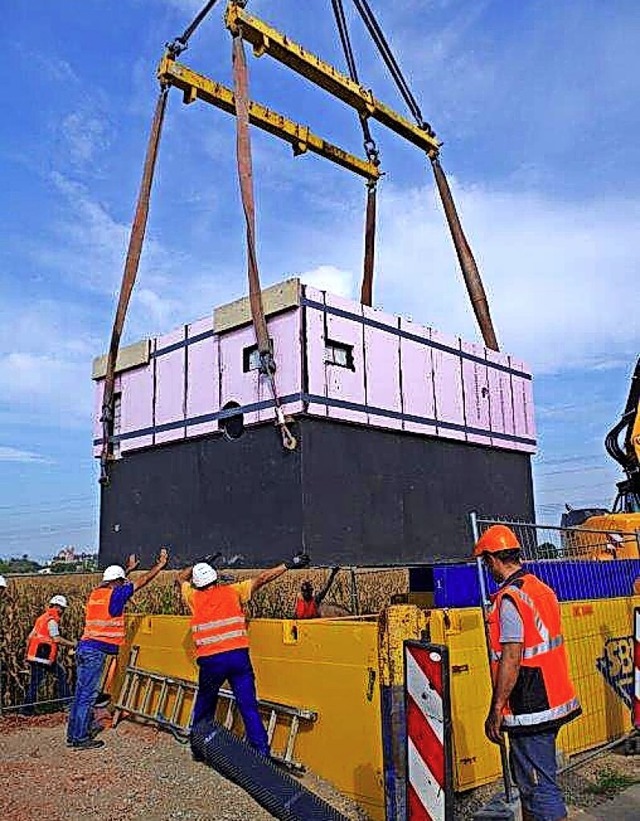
[404, 641, 453, 820]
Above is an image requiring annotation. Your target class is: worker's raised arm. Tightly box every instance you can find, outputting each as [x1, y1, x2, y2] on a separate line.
[176, 565, 193, 584]
[124, 553, 140, 577]
[132, 547, 169, 592]
[251, 552, 310, 594]
[315, 566, 340, 605]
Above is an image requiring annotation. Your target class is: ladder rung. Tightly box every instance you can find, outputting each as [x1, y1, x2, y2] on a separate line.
[266, 709, 278, 744]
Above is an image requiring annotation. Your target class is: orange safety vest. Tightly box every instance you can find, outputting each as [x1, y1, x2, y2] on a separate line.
[294, 597, 320, 619]
[190, 585, 249, 658]
[81, 587, 126, 646]
[488, 570, 581, 734]
[26, 608, 60, 665]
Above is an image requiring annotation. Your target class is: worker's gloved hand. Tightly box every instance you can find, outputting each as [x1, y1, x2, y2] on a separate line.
[284, 552, 310, 570]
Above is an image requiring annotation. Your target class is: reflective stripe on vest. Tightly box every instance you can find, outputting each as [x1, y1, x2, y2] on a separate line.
[490, 634, 564, 662]
[190, 585, 249, 658]
[502, 696, 581, 728]
[488, 571, 580, 730]
[81, 587, 125, 645]
[26, 608, 60, 665]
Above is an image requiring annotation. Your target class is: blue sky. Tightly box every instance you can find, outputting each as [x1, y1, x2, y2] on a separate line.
[0, 1, 638, 561]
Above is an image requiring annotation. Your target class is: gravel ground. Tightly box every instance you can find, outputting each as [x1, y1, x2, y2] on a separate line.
[453, 745, 640, 820]
[0, 714, 366, 821]
[2, 715, 637, 821]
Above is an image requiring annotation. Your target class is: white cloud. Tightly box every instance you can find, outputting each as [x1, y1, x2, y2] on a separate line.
[298, 265, 354, 298]
[0, 446, 51, 464]
[60, 111, 111, 166]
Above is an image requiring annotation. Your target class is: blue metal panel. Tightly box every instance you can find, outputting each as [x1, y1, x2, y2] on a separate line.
[433, 560, 640, 608]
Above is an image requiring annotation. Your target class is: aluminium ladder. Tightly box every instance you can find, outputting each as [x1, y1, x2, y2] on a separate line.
[112, 646, 317, 770]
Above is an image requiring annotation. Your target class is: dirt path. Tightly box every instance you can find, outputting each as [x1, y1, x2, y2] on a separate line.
[0, 715, 364, 821]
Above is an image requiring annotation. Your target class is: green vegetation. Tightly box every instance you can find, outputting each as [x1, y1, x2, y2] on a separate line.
[587, 766, 639, 797]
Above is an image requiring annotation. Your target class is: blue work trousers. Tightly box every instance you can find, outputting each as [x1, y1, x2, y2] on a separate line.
[192, 647, 269, 756]
[23, 661, 71, 714]
[67, 646, 109, 744]
[509, 730, 567, 821]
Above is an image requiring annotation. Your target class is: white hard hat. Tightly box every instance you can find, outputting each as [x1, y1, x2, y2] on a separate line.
[50, 595, 68, 608]
[102, 565, 126, 582]
[0, 574, 6, 588]
[192, 562, 218, 588]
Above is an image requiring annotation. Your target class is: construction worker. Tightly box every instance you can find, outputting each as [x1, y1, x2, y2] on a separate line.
[178, 551, 310, 757]
[66, 548, 168, 750]
[21, 594, 75, 715]
[294, 567, 340, 619]
[474, 525, 581, 821]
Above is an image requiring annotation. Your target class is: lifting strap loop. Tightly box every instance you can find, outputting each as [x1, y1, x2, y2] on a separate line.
[99, 85, 169, 485]
[430, 154, 499, 351]
[232, 33, 297, 451]
[360, 181, 377, 306]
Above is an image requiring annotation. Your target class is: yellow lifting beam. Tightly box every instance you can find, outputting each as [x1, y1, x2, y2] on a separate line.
[225, 3, 441, 156]
[157, 55, 380, 182]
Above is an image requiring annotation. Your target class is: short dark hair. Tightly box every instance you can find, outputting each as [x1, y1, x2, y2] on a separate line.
[492, 548, 521, 564]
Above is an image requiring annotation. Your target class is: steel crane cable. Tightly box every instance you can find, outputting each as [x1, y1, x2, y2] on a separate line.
[166, 0, 223, 56]
[330, 0, 380, 307]
[99, 85, 169, 486]
[231, 32, 297, 451]
[349, 0, 499, 350]
[350, 0, 431, 132]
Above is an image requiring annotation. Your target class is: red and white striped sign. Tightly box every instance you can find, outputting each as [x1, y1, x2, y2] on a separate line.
[405, 642, 451, 821]
[634, 608, 640, 730]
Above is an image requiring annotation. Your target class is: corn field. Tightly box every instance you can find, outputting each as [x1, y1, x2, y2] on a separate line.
[0, 567, 407, 710]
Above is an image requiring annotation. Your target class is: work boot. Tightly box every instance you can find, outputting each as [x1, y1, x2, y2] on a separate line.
[71, 738, 105, 750]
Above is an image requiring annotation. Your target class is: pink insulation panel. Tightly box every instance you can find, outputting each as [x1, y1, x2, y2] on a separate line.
[487, 349, 515, 447]
[154, 327, 186, 445]
[257, 310, 303, 422]
[219, 310, 302, 428]
[93, 281, 536, 458]
[431, 329, 465, 441]
[219, 323, 261, 426]
[324, 293, 366, 425]
[186, 316, 219, 438]
[510, 356, 536, 453]
[364, 306, 402, 430]
[304, 286, 328, 418]
[119, 362, 154, 453]
[399, 318, 437, 436]
[461, 340, 491, 446]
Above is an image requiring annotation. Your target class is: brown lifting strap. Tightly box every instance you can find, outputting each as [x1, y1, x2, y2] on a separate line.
[360, 180, 377, 306]
[100, 86, 169, 485]
[430, 154, 499, 351]
[231, 33, 297, 451]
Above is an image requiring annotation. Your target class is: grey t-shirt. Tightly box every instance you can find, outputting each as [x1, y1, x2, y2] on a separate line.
[499, 597, 524, 643]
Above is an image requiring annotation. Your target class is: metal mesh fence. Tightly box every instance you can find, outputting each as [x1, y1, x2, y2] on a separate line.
[472, 515, 640, 603]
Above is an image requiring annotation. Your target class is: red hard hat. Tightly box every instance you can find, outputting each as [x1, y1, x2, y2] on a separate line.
[473, 524, 520, 557]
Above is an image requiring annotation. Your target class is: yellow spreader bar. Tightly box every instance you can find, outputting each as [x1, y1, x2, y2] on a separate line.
[225, 3, 441, 155]
[158, 55, 380, 181]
